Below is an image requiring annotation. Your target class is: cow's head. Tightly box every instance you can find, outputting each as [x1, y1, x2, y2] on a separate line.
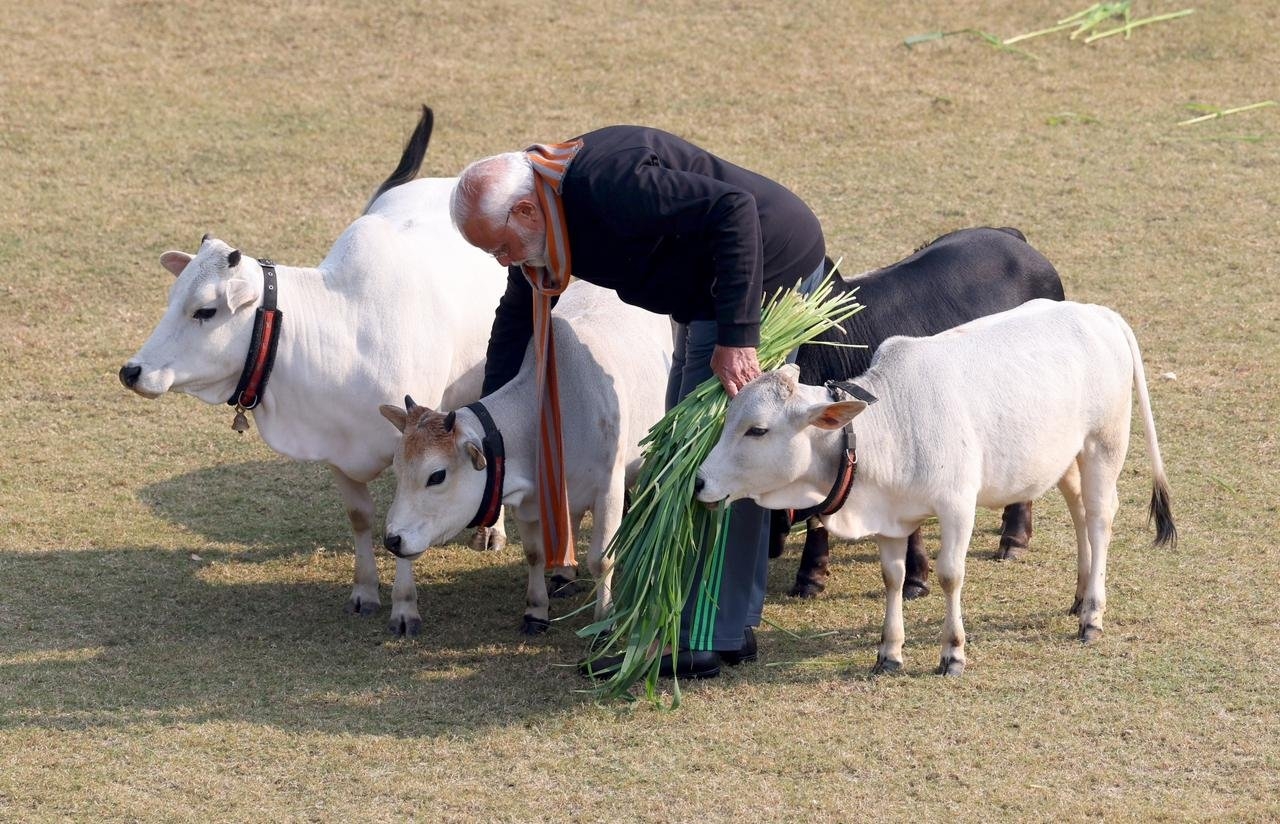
[379, 396, 490, 559]
[695, 365, 870, 509]
[119, 235, 264, 403]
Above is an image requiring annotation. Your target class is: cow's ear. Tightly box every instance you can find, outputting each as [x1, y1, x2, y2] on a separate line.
[464, 440, 487, 471]
[160, 251, 192, 277]
[380, 404, 409, 433]
[807, 399, 867, 430]
[224, 278, 259, 312]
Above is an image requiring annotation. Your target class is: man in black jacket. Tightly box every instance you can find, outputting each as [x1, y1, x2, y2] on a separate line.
[451, 125, 825, 678]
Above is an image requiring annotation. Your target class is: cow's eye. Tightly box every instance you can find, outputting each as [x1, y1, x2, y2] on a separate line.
[426, 469, 446, 487]
[192, 307, 217, 322]
[745, 426, 768, 437]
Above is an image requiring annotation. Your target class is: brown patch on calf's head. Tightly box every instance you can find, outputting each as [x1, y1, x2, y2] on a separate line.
[400, 405, 457, 463]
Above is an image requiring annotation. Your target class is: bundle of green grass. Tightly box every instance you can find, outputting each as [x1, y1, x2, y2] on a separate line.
[577, 272, 864, 707]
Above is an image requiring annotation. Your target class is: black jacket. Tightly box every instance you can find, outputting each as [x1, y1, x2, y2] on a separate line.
[481, 125, 825, 393]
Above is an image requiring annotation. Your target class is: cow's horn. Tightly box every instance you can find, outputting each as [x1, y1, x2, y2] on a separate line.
[404, 394, 417, 411]
[227, 249, 241, 268]
[443, 410, 456, 432]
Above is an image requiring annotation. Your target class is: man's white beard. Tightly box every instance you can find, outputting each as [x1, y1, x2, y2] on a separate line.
[513, 224, 548, 269]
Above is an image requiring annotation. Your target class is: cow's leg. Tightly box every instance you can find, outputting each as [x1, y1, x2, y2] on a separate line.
[903, 528, 931, 599]
[768, 509, 790, 559]
[330, 466, 380, 617]
[872, 535, 909, 674]
[548, 517, 583, 599]
[588, 482, 627, 620]
[934, 506, 975, 676]
[789, 518, 830, 598]
[1058, 460, 1090, 616]
[387, 557, 421, 637]
[519, 517, 552, 635]
[470, 513, 508, 552]
[996, 501, 1034, 561]
[1077, 451, 1122, 643]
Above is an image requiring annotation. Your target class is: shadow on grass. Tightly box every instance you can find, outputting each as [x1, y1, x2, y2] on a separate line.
[0, 544, 633, 738]
[0, 462, 1071, 733]
[138, 459, 371, 555]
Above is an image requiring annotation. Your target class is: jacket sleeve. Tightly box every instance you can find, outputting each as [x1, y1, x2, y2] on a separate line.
[481, 266, 535, 395]
[595, 162, 764, 348]
[481, 266, 563, 395]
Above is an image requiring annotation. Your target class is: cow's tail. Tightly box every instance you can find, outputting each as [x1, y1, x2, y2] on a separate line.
[363, 105, 434, 215]
[1116, 311, 1177, 547]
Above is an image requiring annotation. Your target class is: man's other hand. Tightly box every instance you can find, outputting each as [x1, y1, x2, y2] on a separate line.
[711, 345, 761, 397]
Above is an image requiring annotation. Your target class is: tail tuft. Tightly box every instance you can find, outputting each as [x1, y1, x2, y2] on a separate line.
[1148, 481, 1177, 548]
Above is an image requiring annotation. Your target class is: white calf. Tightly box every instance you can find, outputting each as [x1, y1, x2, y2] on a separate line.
[696, 299, 1176, 674]
[120, 109, 508, 635]
[379, 282, 672, 634]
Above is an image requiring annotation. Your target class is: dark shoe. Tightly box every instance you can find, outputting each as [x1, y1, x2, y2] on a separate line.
[719, 627, 758, 666]
[579, 648, 721, 680]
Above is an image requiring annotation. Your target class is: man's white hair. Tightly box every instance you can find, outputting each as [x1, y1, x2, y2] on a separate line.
[450, 152, 535, 230]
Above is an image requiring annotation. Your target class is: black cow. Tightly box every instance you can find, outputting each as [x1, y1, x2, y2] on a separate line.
[774, 226, 1066, 598]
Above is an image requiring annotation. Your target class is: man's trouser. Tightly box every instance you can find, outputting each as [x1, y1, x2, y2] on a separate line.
[667, 261, 826, 652]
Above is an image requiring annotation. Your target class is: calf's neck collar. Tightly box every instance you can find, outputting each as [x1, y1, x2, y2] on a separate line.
[785, 379, 876, 525]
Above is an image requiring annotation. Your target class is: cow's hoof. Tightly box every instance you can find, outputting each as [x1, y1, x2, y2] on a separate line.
[871, 655, 902, 675]
[903, 580, 930, 600]
[521, 615, 551, 635]
[1068, 597, 1083, 616]
[936, 655, 966, 677]
[549, 574, 580, 598]
[387, 616, 422, 637]
[1078, 624, 1103, 644]
[788, 580, 824, 599]
[344, 597, 380, 618]
[470, 527, 506, 552]
[995, 543, 1027, 562]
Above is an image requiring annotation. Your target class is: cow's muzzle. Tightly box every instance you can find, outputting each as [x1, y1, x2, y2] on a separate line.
[383, 532, 425, 559]
[383, 532, 405, 557]
[119, 363, 142, 388]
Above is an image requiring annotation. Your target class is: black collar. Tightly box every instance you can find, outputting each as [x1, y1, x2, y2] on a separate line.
[226, 259, 283, 427]
[785, 380, 874, 525]
[463, 401, 506, 528]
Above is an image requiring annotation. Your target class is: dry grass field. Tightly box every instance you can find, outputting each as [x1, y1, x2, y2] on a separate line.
[2, 1, 1278, 821]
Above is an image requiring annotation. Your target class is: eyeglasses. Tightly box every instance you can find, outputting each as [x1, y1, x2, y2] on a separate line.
[483, 208, 516, 261]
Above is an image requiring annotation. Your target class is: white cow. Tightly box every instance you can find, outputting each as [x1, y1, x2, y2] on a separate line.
[120, 109, 509, 636]
[696, 299, 1176, 675]
[379, 281, 672, 634]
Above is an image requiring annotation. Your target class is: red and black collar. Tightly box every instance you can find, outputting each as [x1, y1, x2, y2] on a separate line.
[227, 259, 283, 431]
[462, 401, 506, 529]
[785, 380, 876, 526]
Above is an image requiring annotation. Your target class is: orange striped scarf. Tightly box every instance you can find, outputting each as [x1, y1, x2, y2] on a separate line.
[521, 139, 583, 571]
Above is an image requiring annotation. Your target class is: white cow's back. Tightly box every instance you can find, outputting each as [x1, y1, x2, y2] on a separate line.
[245, 177, 508, 480]
[547, 283, 672, 500]
[856, 299, 1135, 508]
